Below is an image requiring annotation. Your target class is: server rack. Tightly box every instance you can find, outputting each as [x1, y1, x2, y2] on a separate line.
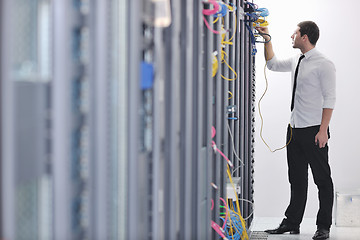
[125, 0, 256, 239]
[1, 0, 53, 239]
[1, 0, 256, 239]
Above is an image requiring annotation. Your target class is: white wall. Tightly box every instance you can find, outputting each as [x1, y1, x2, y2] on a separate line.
[253, 0, 360, 219]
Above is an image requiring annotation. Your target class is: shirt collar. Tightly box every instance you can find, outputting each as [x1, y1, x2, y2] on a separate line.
[303, 47, 317, 59]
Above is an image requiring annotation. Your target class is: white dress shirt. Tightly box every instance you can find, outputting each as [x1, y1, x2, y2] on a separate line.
[266, 48, 336, 128]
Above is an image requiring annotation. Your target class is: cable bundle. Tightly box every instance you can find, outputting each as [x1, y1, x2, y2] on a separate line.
[202, 0, 223, 34]
[202, 1, 238, 36]
[202, 0, 220, 16]
[221, 210, 245, 240]
[211, 126, 249, 240]
[243, 1, 270, 55]
[226, 165, 249, 240]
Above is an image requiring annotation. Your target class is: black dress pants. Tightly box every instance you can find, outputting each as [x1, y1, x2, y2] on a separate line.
[284, 125, 334, 230]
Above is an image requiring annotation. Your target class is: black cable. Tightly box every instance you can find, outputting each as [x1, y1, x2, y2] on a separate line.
[254, 32, 271, 43]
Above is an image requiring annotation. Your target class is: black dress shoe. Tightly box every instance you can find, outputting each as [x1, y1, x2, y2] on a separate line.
[312, 228, 329, 240]
[264, 222, 300, 234]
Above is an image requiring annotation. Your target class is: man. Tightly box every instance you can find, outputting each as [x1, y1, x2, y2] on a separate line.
[256, 21, 336, 240]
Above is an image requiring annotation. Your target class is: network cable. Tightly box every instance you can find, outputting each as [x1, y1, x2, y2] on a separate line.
[227, 123, 244, 166]
[228, 90, 233, 100]
[254, 32, 271, 43]
[219, 5, 239, 81]
[203, 2, 240, 80]
[202, 0, 222, 34]
[226, 164, 249, 240]
[206, 3, 257, 239]
[241, 4, 294, 152]
[256, 38, 294, 152]
[212, 126, 234, 168]
[210, 124, 249, 239]
[211, 179, 249, 240]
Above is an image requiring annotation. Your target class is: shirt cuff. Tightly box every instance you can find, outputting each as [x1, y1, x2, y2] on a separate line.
[323, 98, 336, 109]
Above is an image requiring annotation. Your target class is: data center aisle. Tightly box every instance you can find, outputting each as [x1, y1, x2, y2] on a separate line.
[251, 217, 360, 240]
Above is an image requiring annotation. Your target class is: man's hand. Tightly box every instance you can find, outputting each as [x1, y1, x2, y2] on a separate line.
[315, 130, 328, 148]
[255, 26, 270, 41]
[255, 26, 269, 34]
[255, 26, 274, 60]
[315, 108, 333, 148]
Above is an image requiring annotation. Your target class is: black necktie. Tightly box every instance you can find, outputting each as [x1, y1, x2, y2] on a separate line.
[290, 55, 305, 111]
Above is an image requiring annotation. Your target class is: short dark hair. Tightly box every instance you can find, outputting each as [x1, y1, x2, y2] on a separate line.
[297, 21, 319, 46]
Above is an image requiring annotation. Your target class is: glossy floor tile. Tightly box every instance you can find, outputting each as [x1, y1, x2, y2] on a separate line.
[251, 217, 360, 240]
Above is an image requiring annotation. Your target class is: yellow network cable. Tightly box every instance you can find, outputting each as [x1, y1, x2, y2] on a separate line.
[226, 165, 249, 240]
[224, 199, 239, 239]
[228, 90, 233, 100]
[224, 2, 236, 12]
[258, 45, 293, 152]
[225, 200, 236, 239]
[222, 13, 237, 45]
[252, 17, 269, 27]
[218, 10, 238, 81]
[221, 51, 238, 81]
[213, 52, 219, 77]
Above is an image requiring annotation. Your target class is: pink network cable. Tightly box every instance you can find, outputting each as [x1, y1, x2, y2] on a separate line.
[210, 197, 229, 240]
[202, 0, 221, 34]
[202, 0, 220, 15]
[211, 126, 233, 168]
[211, 220, 229, 240]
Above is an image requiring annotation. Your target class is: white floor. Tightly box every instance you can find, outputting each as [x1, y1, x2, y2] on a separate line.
[251, 217, 360, 240]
